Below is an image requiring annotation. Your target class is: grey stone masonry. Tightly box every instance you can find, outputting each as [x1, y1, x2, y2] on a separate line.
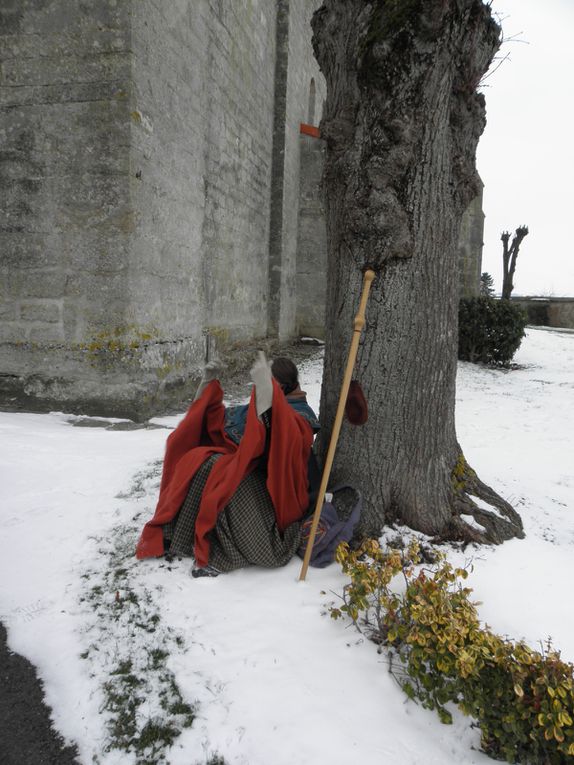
[0, 0, 482, 417]
[268, 0, 326, 340]
[296, 133, 327, 338]
[547, 299, 574, 329]
[511, 297, 574, 330]
[458, 183, 485, 298]
[0, 0, 325, 418]
[0, 0, 138, 415]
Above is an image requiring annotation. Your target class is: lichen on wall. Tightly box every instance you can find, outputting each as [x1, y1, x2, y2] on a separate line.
[0, 0, 326, 417]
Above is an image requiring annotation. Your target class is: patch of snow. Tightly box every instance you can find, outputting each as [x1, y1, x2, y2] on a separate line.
[1, 326, 574, 763]
[467, 494, 505, 519]
[460, 514, 488, 532]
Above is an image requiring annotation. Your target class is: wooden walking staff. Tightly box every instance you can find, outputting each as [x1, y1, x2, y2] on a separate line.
[299, 269, 376, 581]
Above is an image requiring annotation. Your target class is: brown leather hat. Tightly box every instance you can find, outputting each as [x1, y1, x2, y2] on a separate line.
[345, 379, 368, 425]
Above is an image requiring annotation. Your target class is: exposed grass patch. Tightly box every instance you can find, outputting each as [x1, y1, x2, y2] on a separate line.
[79, 462, 198, 764]
[115, 460, 163, 500]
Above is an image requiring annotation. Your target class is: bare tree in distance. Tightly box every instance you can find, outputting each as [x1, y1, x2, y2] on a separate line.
[501, 226, 529, 299]
[312, 0, 524, 545]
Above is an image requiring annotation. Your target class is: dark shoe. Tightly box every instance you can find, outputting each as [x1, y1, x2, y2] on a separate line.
[191, 564, 221, 578]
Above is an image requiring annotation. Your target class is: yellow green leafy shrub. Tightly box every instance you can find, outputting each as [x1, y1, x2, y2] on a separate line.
[331, 540, 574, 763]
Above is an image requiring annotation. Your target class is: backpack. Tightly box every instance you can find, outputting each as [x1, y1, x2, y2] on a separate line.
[297, 484, 362, 568]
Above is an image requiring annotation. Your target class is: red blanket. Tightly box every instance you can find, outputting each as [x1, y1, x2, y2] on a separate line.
[135, 379, 313, 566]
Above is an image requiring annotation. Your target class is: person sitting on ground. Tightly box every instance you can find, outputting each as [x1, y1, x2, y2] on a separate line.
[135, 353, 320, 577]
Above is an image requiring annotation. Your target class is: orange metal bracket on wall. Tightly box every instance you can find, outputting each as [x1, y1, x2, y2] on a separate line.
[300, 123, 321, 138]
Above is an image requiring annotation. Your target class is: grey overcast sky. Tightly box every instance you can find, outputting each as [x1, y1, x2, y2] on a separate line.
[476, 0, 574, 296]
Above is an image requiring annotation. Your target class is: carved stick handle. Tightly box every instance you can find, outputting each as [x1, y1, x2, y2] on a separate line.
[299, 269, 376, 581]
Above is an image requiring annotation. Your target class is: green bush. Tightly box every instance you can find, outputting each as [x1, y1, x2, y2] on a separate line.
[331, 540, 574, 763]
[458, 296, 527, 366]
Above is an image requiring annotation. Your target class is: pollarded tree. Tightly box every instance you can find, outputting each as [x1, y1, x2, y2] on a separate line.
[313, 0, 523, 544]
[501, 225, 529, 300]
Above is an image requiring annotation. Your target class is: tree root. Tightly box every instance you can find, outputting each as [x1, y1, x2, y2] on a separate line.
[444, 454, 525, 545]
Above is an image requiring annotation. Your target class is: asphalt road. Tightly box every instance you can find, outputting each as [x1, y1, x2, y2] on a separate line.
[0, 623, 80, 765]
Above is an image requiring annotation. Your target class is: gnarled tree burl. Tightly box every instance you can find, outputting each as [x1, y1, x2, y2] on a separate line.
[313, 0, 523, 544]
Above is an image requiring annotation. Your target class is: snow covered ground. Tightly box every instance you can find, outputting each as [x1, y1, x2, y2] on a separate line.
[0, 327, 573, 765]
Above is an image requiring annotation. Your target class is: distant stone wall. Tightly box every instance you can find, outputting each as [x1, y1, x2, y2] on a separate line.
[548, 299, 574, 329]
[458, 184, 484, 298]
[511, 297, 574, 329]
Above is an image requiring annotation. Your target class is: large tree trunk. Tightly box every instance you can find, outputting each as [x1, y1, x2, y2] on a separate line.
[312, 0, 523, 544]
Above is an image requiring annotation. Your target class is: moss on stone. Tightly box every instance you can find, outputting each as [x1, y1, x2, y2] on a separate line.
[80, 325, 161, 360]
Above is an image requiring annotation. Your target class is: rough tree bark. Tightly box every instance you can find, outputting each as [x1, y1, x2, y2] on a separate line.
[312, 0, 524, 544]
[501, 225, 529, 299]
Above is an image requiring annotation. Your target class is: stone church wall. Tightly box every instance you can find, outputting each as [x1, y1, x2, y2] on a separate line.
[273, 0, 325, 339]
[0, 0, 325, 418]
[267, 0, 325, 339]
[296, 133, 327, 339]
[0, 0, 136, 414]
[128, 0, 279, 358]
[1, 1, 480, 416]
[458, 183, 485, 298]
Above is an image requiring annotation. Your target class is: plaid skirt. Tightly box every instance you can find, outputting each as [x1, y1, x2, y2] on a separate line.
[162, 454, 302, 572]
